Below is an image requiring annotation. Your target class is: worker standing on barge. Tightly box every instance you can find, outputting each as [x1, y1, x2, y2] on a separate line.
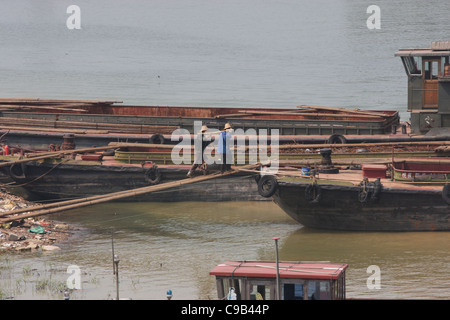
[218, 123, 233, 173]
[0, 144, 10, 155]
[187, 125, 210, 177]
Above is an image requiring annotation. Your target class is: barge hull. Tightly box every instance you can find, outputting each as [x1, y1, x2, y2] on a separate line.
[272, 182, 449, 231]
[3, 161, 263, 202]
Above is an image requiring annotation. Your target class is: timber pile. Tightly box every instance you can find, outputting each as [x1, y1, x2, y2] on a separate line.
[0, 145, 124, 167]
[0, 163, 260, 223]
[0, 99, 179, 134]
[0, 98, 122, 111]
[0, 98, 180, 134]
[436, 146, 450, 153]
[0, 116, 178, 135]
[214, 105, 394, 120]
[275, 140, 450, 155]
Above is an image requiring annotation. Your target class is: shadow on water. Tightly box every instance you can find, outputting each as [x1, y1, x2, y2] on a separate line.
[279, 227, 450, 299]
[1, 199, 449, 300]
[1, 201, 300, 300]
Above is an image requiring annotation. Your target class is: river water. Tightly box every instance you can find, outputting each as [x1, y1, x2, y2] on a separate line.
[0, 0, 449, 300]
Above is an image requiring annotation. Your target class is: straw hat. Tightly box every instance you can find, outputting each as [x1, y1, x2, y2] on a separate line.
[224, 123, 232, 130]
[201, 125, 209, 132]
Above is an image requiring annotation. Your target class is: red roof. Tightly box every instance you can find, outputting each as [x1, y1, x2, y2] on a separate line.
[210, 261, 348, 280]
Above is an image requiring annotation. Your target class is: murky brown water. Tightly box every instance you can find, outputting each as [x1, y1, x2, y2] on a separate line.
[1, 0, 449, 300]
[1, 201, 448, 300]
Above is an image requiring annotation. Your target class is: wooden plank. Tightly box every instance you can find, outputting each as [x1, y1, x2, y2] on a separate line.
[0, 145, 123, 167]
[0, 125, 109, 134]
[0, 117, 178, 134]
[0, 98, 122, 104]
[238, 110, 384, 119]
[0, 104, 89, 112]
[296, 105, 393, 118]
[276, 140, 450, 149]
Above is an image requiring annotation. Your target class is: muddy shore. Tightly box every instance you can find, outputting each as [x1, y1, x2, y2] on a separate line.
[0, 189, 76, 253]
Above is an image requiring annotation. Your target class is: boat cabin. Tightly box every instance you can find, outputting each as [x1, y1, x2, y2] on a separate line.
[396, 41, 450, 134]
[209, 260, 348, 300]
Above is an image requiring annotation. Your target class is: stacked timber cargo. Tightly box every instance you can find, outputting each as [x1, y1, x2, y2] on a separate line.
[0, 98, 179, 135]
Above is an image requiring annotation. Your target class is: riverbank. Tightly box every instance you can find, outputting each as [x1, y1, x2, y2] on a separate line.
[0, 189, 75, 253]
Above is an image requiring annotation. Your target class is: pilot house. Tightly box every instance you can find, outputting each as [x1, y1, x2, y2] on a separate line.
[396, 41, 450, 134]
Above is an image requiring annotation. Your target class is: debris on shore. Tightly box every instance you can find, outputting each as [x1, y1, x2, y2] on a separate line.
[0, 189, 74, 253]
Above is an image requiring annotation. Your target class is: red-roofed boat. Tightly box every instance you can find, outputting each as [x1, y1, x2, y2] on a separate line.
[210, 260, 348, 300]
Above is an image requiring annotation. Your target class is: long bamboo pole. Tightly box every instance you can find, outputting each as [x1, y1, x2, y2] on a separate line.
[276, 140, 450, 149]
[237, 110, 384, 119]
[0, 104, 89, 112]
[296, 105, 393, 118]
[0, 116, 178, 132]
[0, 164, 260, 223]
[0, 125, 109, 134]
[0, 145, 122, 167]
[0, 98, 123, 104]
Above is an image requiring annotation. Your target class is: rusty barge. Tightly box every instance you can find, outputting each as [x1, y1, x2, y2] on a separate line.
[255, 155, 450, 232]
[1, 42, 450, 149]
[0, 152, 262, 202]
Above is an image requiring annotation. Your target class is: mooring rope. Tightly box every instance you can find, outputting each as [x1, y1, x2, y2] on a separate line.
[0, 159, 70, 188]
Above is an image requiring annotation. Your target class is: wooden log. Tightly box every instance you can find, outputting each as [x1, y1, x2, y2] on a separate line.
[237, 110, 384, 119]
[296, 105, 393, 118]
[0, 98, 122, 104]
[108, 142, 191, 149]
[214, 113, 258, 118]
[0, 125, 109, 134]
[276, 141, 450, 149]
[0, 145, 124, 167]
[277, 158, 392, 166]
[214, 109, 323, 118]
[0, 104, 89, 112]
[0, 117, 178, 134]
[0, 142, 192, 167]
[0, 163, 260, 222]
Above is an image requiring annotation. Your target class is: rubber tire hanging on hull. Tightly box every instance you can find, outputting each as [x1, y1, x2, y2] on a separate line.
[145, 166, 161, 185]
[305, 184, 322, 203]
[9, 163, 27, 180]
[257, 175, 277, 198]
[150, 134, 165, 144]
[443, 184, 450, 205]
[358, 178, 382, 204]
[327, 134, 347, 144]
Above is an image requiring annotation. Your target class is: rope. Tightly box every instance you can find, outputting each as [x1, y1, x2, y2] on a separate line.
[0, 159, 69, 188]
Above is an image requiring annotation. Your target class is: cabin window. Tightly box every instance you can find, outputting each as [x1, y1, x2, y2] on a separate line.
[442, 56, 450, 76]
[424, 60, 440, 80]
[249, 284, 271, 300]
[308, 281, 319, 300]
[282, 283, 304, 300]
[320, 281, 331, 299]
[402, 56, 421, 75]
[221, 278, 242, 300]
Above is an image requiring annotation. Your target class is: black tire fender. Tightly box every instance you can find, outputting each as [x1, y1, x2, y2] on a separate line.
[305, 184, 322, 203]
[358, 189, 369, 204]
[144, 166, 161, 185]
[443, 184, 450, 205]
[358, 179, 370, 204]
[257, 175, 278, 198]
[327, 134, 347, 144]
[9, 163, 27, 180]
[370, 178, 382, 201]
[150, 133, 165, 144]
[102, 149, 115, 156]
[358, 178, 382, 204]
